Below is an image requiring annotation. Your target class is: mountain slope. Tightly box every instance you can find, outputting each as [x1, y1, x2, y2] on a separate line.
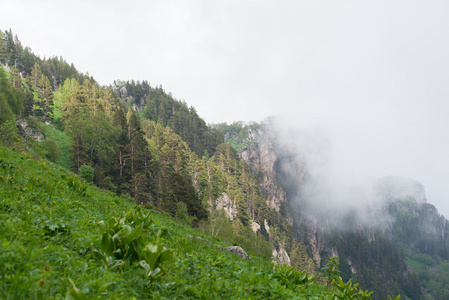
[216, 119, 449, 299]
[0, 145, 337, 299]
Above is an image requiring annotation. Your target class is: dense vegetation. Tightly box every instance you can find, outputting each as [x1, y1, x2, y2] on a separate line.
[0, 145, 335, 299]
[3, 27, 445, 299]
[218, 121, 449, 300]
[0, 28, 316, 270]
[0, 28, 338, 299]
[113, 80, 224, 158]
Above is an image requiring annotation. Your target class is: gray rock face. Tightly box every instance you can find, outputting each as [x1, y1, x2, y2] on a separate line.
[223, 246, 251, 260]
[187, 235, 251, 260]
[216, 193, 238, 220]
[264, 219, 270, 233]
[119, 86, 127, 99]
[250, 220, 260, 233]
[240, 141, 287, 212]
[17, 119, 45, 141]
[272, 245, 291, 266]
[221, 120, 297, 212]
[132, 103, 144, 112]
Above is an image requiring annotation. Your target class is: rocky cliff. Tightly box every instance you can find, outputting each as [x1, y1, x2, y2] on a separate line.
[240, 140, 287, 212]
[218, 119, 449, 298]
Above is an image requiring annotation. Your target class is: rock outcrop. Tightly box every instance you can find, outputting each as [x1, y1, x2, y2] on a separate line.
[187, 235, 251, 260]
[272, 245, 291, 266]
[17, 119, 45, 141]
[216, 193, 238, 220]
[240, 141, 287, 212]
[250, 220, 260, 233]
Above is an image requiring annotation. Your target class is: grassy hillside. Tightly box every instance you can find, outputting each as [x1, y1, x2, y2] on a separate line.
[0, 146, 336, 299]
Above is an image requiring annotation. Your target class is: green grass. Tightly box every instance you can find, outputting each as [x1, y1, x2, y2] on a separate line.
[0, 146, 333, 299]
[41, 123, 72, 169]
[405, 257, 424, 271]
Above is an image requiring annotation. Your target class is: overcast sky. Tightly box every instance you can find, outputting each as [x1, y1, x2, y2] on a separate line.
[2, 1, 449, 217]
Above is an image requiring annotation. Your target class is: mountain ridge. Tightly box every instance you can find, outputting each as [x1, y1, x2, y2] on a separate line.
[215, 119, 449, 299]
[1, 27, 449, 299]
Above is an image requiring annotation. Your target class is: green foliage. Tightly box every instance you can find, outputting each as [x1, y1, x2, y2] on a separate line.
[79, 164, 94, 182]
[138, 234, 173, 280]
[120, 81, 224, 157]
[0, 146, 336, 299]
[0, 67, 24, 122]
[212, 121, 256, 150]
[0, 92, 14, 123]
[331, 276, 373, 300]
[198, 210, 273, 259]
[65, 278, 112, 300]
[90, 207, 173, 281]
[326, 230, 416, 299]
[388, 199, 449, 260]
[271, 263, 316, 290]
[175, 201, 190, 224]
[39, 138, 61, 162]
[41, 123, 72, 169]
[324, 256, 341, 284]
[0, 120, 25, 150]
[418, 260, 449, 300]
[66, 174, 88, 196]
[1, 35, 300, 290]
[4, 28, 449, 300]
[0, 31, 6, 63]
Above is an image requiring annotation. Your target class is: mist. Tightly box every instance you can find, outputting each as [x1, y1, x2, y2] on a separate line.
[2, 1, 449, 217]
[268, 117, 429, 229]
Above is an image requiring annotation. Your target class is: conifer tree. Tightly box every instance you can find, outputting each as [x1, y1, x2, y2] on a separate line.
[31, 62, 43, 89]
[13, 34, 23, 69]
[69, 135, 90, 172]
[4, 29, 15, 66]
[113, 107, 130, 189]
[126, 109, 152, 203]
[0, 67, 24, 119]
[23, 91, 34, 117]
[9, 66, 21, 88]
[39, 74, 53, 119]
[0, 31, 6, 64]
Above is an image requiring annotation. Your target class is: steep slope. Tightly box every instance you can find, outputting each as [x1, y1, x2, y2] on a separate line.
[1, 29, 318, 274]
[216, 119, 449, 299]
[0, 145, 336, 299]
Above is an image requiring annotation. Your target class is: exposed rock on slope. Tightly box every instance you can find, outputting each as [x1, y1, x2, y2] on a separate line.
[17, 118, 45, 141]
[240, 141, 287, 212]
[218, 119, 449, 298]
[272, 245, 291, 266]
[216, 192, 238, 220]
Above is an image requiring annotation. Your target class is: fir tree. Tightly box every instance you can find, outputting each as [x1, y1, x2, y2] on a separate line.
[126, 110, 152, 203]
[0, 31, 6, 64]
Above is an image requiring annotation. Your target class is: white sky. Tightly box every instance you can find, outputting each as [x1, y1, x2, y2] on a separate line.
[2, 1, 449, 217]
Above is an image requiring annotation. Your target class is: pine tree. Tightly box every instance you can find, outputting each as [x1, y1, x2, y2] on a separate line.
[0, 31, 6, 64]
[113, 107, 130, 192]
[4, 29, 15, 66]
[31, 62, 43, 89]
[39, 74, 53, 119]
[23, 91, 34, 117]
[126, 110, 152, 203]
[9, 66, 21, 88]
[0, 67, 23, 118]
[68, 135, 90, 172]
[13, 34, 23, 69]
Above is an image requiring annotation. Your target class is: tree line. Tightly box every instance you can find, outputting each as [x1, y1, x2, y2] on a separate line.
[0, 27, 322, 284]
